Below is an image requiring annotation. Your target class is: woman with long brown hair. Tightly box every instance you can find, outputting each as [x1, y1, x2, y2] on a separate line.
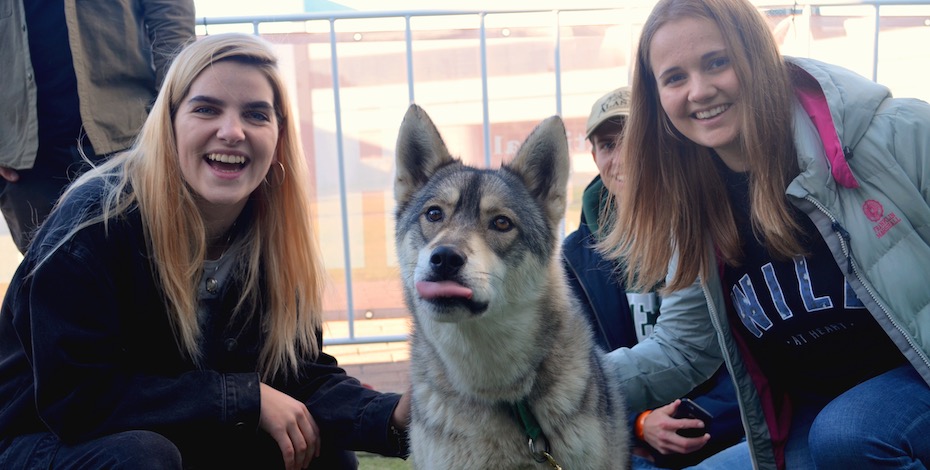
[601, 0, 930, 468]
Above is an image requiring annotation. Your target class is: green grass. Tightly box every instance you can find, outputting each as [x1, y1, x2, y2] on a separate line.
[357, 452, 413, 470]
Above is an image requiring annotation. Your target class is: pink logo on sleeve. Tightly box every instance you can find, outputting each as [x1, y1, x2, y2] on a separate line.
[862, 200, 883, 222]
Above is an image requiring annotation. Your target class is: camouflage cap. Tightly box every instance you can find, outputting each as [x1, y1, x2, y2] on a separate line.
[585, 86, 632, 140]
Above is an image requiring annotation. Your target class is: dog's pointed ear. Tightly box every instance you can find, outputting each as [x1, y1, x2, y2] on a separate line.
[505, 115, 570, 224]
[394, 104, 456, 205]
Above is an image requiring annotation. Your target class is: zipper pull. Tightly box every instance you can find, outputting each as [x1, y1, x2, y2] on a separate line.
[831, 221, 853, 274]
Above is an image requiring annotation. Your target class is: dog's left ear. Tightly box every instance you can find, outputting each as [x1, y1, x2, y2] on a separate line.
[505, 115, 570, 224]
[394, 104, 457, 206]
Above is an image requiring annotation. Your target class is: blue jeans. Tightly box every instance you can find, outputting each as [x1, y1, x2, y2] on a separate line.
[632, 439, 752, 469]
[0, 431, 182, 469]
[785, 364, 930, 469]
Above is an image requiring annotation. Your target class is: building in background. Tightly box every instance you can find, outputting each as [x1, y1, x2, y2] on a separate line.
[3, 3, 928, 345]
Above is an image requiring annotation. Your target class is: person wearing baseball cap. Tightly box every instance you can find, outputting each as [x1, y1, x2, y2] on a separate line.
[562, 87, 749, 470]
[585, 86, 632, 194]
[563, 86, 636, 360]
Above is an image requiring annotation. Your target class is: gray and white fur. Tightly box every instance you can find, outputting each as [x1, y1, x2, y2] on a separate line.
[394, 104, 629, 469]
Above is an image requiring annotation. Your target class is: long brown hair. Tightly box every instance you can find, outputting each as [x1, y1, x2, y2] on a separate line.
[599, 0, 803, 292]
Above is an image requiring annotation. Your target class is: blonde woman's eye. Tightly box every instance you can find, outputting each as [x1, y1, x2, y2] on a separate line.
[246, 111, 270, 122]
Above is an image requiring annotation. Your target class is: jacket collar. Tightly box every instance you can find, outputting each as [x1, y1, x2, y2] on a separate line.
[783, 56, 890, 191]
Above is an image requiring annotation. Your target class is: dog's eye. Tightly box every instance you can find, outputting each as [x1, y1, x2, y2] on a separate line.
[425, 207, 444, 222]
[491, 216, 513, 232]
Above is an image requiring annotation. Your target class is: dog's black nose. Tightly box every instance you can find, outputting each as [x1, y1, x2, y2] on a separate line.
[429, 245, 466, 277]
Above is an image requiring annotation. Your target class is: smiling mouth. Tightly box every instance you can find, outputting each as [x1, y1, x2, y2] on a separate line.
[694, 104, 730, 120]
[205, 153, 248, 172]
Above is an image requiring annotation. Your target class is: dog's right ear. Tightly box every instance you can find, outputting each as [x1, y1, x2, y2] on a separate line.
[394, 104, 456, 205]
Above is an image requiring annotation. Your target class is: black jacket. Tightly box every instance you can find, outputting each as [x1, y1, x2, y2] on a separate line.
[562, 209, 639, 351]
[561, 176, 744, 468]
[0, 178, 404, 467]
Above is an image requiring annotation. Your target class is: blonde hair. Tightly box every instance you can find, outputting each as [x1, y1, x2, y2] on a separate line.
[51, 33, 326, 380]
[599, 0, 803, 293]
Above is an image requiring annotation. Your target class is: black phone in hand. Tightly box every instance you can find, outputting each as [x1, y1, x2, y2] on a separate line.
[671, 398, 714, 438]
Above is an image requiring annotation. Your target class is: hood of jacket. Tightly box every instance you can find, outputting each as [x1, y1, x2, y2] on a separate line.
[785, 56, 891, 195]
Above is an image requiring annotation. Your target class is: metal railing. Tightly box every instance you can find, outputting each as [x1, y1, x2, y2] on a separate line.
[195, 3, 930, 345]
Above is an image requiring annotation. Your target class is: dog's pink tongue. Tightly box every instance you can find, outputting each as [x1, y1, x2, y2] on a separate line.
[416, 281, 473, 300]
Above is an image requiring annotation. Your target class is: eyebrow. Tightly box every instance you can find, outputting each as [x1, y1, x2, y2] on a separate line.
[655, 66, 678, 82]
[187, 95, 274, 111]
[655, 49, 726, 81]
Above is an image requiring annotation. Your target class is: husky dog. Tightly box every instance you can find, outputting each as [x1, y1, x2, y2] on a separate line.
[393, 104, 629, 469]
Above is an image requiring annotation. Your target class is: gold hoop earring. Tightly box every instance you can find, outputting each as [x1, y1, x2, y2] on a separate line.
[264, 161, 286, 187]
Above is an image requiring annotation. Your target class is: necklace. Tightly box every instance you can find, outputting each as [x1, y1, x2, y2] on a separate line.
[207, 222, 238, 261]
[205, 224, 238, 293]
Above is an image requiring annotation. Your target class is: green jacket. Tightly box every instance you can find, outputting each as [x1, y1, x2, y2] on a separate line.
[606, 56, 930, 470]
[0, 0, 195, 168]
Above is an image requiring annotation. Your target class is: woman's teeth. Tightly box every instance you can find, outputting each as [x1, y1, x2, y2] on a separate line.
[695, 105, 728, 120]
[207, 154, 246, 164]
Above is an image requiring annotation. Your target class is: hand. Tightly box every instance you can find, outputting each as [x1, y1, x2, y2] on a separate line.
[259, 383, 321, 470]
[641, 400, 711, 455]
[391, 387, 412, 430]
[0, 167, 20, 183]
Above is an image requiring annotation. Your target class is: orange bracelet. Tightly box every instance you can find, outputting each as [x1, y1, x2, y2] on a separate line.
[635, 409, 653, 441]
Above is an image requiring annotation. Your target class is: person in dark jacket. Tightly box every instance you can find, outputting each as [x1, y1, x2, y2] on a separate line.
[0, 33, 409, 470]
[562, 86, 746, 469]
[0, 0, 196, 253]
